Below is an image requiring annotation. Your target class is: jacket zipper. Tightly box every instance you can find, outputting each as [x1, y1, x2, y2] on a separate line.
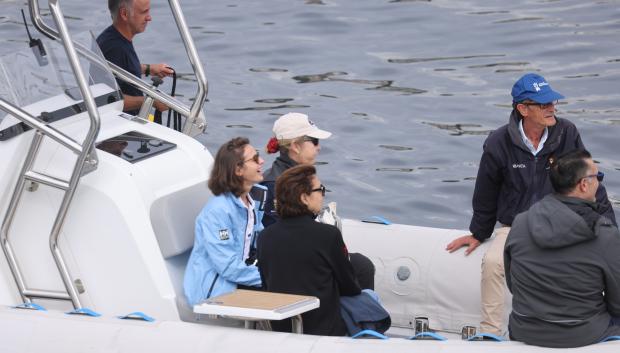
[206, 273, 219, 299]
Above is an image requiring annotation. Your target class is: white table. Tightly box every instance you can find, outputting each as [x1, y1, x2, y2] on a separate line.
[193, 289, 320, 333]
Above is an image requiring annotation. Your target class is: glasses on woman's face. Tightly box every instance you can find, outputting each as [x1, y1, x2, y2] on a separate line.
[582, 171, 604, 182]
[302, 136, 319, 146]
[310, 184, 326, 196]
[243, 151, 260, 164]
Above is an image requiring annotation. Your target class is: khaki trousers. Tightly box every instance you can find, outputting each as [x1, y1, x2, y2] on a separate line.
[479, 226, 510, 336]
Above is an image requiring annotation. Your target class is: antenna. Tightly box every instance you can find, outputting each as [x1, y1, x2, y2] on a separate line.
[21, 8, 48, 66]
[21, 9, 34, 41]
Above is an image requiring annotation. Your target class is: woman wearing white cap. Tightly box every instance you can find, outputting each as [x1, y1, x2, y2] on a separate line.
[262, 112, 331, 227]
[260, 112, 375, 290]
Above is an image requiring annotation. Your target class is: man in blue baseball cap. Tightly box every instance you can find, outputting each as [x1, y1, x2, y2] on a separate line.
[446, 73, 617, 337]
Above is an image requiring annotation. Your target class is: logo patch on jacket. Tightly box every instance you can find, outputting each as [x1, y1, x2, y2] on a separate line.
[512, 163, 526, 169]
[219, 229, 230, 240]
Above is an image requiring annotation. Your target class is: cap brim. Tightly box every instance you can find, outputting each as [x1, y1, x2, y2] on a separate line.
[530, 90, 565, 104]
[305, 129, 332, 139]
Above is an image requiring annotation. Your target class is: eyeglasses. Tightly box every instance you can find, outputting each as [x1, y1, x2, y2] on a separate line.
[310, 184, 326, 196]
[302, 136, 319, 146]
[243, 151, 260, 164]
[519, 101, 558, 110]
[582, 171, 604, 182]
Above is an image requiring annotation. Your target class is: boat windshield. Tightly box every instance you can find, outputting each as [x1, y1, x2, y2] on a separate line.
[0, 31, 118, 128]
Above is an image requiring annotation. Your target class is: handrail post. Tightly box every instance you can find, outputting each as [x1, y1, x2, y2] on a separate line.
[167, 0, 208, 134]
[43, 0, 104, 309]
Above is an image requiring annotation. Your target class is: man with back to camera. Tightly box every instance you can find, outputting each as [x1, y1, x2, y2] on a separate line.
[97, 0, 173, 115]
[445, 73, 617, 337]
[504, 149, 620, 348]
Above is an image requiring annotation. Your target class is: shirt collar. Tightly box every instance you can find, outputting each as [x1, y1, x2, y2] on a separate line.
[519, 119, 548, 156]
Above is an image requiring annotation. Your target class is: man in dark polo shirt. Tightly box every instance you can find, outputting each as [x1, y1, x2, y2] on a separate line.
[97, 0, 173, 115]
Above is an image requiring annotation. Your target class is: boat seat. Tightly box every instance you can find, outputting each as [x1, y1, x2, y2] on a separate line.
[150, 181, 209, 258]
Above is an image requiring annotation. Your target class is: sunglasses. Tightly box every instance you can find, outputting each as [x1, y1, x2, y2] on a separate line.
[519, 100, 558, 110]
[310, 184, 326, 196]
[243, 151, 260, 164]
[302, 136, 319, 146]
[582, 171, 604, 182]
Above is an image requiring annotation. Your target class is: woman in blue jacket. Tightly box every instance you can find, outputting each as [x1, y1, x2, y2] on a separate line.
[184, 137, 266, 305]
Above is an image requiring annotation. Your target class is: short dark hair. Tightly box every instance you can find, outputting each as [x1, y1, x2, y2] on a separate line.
[550, 149, 592, 195]
[275, 165, 317, 218]
[208, 137, 249, 197]
[108, 0, 132, 21]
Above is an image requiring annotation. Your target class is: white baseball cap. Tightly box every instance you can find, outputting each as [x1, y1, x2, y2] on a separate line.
[272, 112, 332, 140]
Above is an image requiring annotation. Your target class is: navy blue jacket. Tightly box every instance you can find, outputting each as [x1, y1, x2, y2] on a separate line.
[260, 153, 297, 227]
[469, 111, 616, 242]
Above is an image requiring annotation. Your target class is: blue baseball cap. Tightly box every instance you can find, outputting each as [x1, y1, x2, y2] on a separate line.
[511, 73, 565, 103]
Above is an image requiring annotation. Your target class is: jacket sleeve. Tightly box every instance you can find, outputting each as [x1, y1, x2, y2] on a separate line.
[595, 185, 617, 226]
[570, 122, 618, 226]
[329, 229, 362, 297]
[602, 226, 620, 316]
[197, 207, 261, 287]
[504, 220, 517, 294]
[470, 143, 504, 242]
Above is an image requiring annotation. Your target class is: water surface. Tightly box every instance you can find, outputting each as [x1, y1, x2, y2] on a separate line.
[0, 0, 618, 229]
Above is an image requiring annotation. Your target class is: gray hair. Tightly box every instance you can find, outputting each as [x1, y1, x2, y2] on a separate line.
[108, 0, 133, 22]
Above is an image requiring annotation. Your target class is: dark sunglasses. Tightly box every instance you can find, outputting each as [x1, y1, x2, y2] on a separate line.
[519, 100, 558, 110]
[302, 136, 319, 146]
[243, 151, 260, 164]
[310, 184, 326, 196]
[582, 171, 604, 182]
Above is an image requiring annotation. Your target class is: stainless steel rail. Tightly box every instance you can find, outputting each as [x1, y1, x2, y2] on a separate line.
[0, 0, 105, 309]
[46, 0, 103, 309]
[28, 0, 208, 134]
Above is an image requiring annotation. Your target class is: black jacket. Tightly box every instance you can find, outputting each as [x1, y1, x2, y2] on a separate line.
[505, 194, 620, 348]
[257, 215, 361, 335]
[260, 153, 297, 227]
[469, 111, 616, 242]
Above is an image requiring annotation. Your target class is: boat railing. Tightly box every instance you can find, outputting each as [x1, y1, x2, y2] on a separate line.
[0, 0, 104, 309]
[28, 0, 209, 136]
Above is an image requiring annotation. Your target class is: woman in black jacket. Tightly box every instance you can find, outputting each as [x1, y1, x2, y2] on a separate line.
[257, 165, 361, 336]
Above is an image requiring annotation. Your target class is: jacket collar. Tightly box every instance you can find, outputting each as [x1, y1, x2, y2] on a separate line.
[263, 153, 298, 182]
[507, 110, 562, 155]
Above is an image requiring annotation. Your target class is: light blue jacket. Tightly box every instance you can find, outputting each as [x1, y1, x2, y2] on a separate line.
[184, 185, 266, 306]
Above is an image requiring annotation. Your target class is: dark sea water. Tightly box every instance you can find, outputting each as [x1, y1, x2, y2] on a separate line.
[1, 0, 618, 229]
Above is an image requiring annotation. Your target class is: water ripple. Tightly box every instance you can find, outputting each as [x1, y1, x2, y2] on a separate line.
[378, 145, 413, 151]
[225, 104, 310, 111]
[467, 61, 530, 69]
[292, 71, 426, 94]
[422, 122, 493, 136]
[388, 54, 505, 64]
[376, 168, 414, 172]
[250, 68, 289, 73]
[493, 17, 544, 24]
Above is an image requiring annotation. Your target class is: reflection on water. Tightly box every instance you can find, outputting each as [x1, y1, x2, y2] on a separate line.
[378, 145, 413, 151]
[493, 17, 544, 24]
[422, 122, 493, 136]
[0, 0, 618, 229]
[388, 54, 505, 64]
[225, 104, 310, 111]
[292, 71, 426, 94]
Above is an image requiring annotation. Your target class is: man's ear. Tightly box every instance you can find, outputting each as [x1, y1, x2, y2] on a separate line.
[119, 6, 129, 21]
[516, 103, 528, 117]
[577, 178, 588, 193]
